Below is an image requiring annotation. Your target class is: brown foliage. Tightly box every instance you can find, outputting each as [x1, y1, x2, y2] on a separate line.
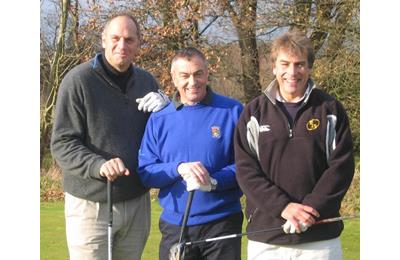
[40, 0, 359, 163]
[40, 164, 64, 202]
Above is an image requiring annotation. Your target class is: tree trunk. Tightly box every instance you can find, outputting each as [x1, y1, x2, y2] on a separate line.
[40, 0, 70, 166]
[219, 0, 261, 103]
[237, 27, 261, 103]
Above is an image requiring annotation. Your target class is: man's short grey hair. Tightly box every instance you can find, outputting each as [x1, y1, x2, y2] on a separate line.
[170, 47, 208, 74]
[102, 13, 141, 39]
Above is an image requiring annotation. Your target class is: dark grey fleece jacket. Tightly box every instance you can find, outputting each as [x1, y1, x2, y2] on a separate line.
[51, 53, 160, 203]
[234, 79, 355, 245]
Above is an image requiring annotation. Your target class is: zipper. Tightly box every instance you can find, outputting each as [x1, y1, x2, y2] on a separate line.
[248, 208, 258, 223]
[93, 68, 136, 106]
[277, 98, 310, 139]
[276, 106, 293, 138]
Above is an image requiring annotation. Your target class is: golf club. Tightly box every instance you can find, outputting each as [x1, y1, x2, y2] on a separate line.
[170, 215, 358, 257]
[169, 190, 195, 260]
[107, 180, 113, 260]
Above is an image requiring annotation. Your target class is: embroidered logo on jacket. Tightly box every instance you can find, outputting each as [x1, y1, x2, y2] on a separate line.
[306, 118, 320, 131]
[259, 125, 271, 132]
[211, 126, 221, 138]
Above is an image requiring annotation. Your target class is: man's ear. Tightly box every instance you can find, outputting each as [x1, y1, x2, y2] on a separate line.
[272, 68, 276, 75]
[171, 71, 176, 86]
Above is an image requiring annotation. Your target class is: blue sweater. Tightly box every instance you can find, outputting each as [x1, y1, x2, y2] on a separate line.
[138, 90, 243, 226]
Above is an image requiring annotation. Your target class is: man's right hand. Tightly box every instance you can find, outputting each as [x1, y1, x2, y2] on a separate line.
[100, 158, 130, 181]
[281, 202, 320, 233]
[177, 161, 210, 185]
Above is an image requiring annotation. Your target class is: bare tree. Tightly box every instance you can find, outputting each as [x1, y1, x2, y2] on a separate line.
[40, 0, 70, 166]
[40, 0, 360, 163]
[218, 0, 261, 103]
[40, 0, 99, 165]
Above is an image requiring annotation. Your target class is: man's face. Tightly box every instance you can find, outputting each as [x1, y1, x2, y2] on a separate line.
[172, 56, 208, 105]
[102, 16, 140, 72]
[273, 50, 311, 102]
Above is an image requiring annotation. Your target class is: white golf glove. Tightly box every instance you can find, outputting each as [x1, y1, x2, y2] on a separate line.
[185, 175, 215, 192]
[136, 91, 169, 112]
[282, 220, 309, 234]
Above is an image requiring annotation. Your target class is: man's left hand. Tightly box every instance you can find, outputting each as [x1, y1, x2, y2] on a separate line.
[281, 202, 319, 232]
[282, 220, 310, 234]
[136, 91, 169, 112]
[185, 175, 215, 192]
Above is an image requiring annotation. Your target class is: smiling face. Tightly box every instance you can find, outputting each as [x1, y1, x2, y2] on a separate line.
[273, 49, 311, 102]
[171, 55, 208, 105]
[102, 16, 140, 72]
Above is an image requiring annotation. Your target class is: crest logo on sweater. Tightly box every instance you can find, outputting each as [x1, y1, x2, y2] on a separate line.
[211, 126, 221, 138]
[306, 118, 320, 131]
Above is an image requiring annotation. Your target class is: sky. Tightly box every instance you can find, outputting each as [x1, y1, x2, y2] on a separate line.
[1, 0, 399, 259]
[39, 0, 240, 45]
[39, 0, 283, 46]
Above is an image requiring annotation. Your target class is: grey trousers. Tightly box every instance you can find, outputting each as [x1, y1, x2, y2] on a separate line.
[65, 192, 150, 260]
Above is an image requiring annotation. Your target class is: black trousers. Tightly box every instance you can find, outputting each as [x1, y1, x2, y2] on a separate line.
[159, 212, 243, 260]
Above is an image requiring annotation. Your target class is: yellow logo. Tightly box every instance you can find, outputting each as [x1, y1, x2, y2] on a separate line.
[306, 119, 320, 131]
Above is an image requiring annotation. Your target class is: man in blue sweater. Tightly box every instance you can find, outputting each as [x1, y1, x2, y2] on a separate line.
[138, 47, 243, 259]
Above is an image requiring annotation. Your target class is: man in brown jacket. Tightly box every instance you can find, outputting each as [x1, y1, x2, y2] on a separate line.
[234, 31, 354, 259]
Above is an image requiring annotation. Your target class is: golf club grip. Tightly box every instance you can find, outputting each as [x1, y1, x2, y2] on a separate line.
[315, 215, 358, 225]
[178, 190, 194, 244]
[108, 181, 113, 225]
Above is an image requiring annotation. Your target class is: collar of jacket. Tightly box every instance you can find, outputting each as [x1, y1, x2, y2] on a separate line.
[90, 53, 137, 94]
[263, 78, 316, 105]
[91, 53, 135, 77]
[172, 85, 213, 110]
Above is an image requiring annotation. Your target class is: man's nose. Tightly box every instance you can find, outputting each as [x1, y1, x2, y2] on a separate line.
[188, 75, 196, 87]
[117, 38, 127, 49]
[287, 64, 297, 75]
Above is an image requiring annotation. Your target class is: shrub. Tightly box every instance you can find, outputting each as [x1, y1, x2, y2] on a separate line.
[40, 163, 64, 202]
[340, 159, 360, 216]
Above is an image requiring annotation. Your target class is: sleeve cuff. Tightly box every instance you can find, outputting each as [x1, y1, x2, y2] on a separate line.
[90, 158, 107, 179]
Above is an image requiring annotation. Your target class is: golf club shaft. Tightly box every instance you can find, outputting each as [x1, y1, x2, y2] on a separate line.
[108, 181, 113, 260]
[315, 215, 358, 224]
[184, 215, 358, 247]
[178, 191, 194, 244]
[186, 226, 283, 246]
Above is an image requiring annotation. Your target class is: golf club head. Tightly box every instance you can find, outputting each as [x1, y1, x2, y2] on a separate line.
[169, 243, 184, 260]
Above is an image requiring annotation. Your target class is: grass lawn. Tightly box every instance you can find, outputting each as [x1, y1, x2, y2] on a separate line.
[41, 201, 359, 259]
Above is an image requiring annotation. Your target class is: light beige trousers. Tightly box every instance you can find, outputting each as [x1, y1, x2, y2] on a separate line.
[247, 237, 342, 260]
[65, 192, 150, 260]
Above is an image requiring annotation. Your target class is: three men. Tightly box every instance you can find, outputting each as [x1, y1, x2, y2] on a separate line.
[52, 19, 355, 259]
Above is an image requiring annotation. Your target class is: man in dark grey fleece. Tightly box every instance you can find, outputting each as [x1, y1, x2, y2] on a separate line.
[51, 14, 169, 260]
[234, 31, 354, 259]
